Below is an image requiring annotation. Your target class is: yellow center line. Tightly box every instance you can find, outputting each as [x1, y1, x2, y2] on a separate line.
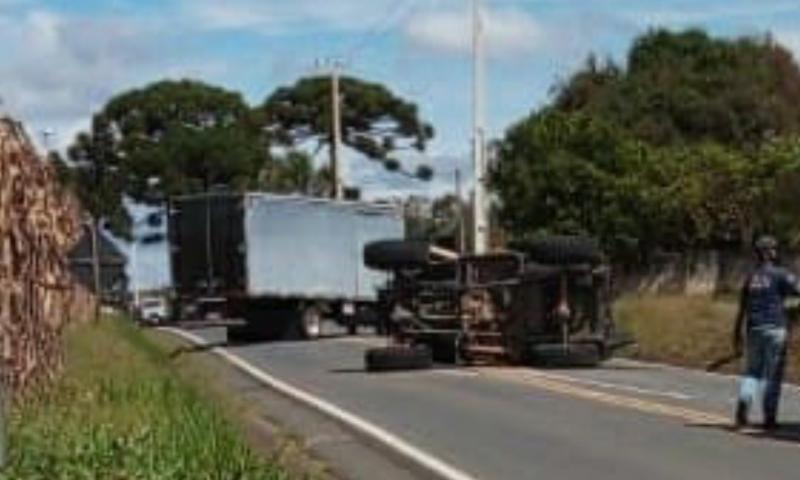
[480, 367, 730, 425]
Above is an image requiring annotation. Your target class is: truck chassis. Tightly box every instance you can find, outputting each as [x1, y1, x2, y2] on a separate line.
[363, 237, 633, 370]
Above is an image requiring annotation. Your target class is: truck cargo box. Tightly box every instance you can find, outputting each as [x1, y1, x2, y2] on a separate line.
[169, 193, 403, 304]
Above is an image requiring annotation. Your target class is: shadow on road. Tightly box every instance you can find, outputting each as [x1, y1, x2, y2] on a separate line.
[169, 341, 230, 359]
[329, 364, 466, 375]
[690, 422, 800, 445]
[592, 363, 657, 372]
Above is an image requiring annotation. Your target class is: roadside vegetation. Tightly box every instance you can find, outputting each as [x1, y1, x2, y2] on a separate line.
[1, 318, 292, 480]
[615, 295, 800, 382]
[492, 29, 800, 255]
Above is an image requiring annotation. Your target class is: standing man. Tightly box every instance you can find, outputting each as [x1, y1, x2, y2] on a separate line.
[733, 235, 800, 430]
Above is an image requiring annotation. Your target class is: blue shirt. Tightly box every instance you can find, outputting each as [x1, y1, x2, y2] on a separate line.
[744, 264, 800, 330]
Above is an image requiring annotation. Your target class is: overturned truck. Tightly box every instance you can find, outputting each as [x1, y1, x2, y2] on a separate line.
[363, 237, 633, 370]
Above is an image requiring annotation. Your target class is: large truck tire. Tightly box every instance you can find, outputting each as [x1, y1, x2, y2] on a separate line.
[364, 240, 431, 271]
[226, 324, 263, 344]
[365, 345, 433, 372]
[513, 236, 602, 266]
[283, 305, 323, 340]
[299, 305, 322, 340]
[414, 334, 459, 364]
[227, 322, 287, 344]
[529, 343, 602, 367]
[226, 325, 250, 344]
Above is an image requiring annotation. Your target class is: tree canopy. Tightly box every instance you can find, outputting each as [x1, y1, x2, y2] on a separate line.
[56, 76, 435, 237]
[493, 29, 800, 255]
[98, 79, 267, 202]
[55, 115, 130, 238]
[259, 75, 435, 181]
[258, 150, 332, 196]
[553, 29, 800, 149]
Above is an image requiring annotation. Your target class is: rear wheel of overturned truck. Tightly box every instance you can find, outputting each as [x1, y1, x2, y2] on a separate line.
[364, 345, 433, 372]
[529, 343, 603, 368]
[513, 235, 603, 266]
[511, 235, 613, 367]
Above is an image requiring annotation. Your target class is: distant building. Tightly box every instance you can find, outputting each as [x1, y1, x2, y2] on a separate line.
[68, 227, 128, 305]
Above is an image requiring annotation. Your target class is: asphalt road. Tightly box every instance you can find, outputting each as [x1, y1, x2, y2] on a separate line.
[187, 326, 800, 480]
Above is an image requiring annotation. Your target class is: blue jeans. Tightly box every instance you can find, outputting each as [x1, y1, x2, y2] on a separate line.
[738, 326, 787, 422]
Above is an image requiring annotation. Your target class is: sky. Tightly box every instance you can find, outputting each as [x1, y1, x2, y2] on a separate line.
[3, 0, 800, 197]
[1, 0, 798, 288]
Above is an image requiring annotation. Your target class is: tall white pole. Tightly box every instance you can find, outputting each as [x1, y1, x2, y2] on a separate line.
[456, 168, 465, 254]
[331, 63, 344, 200]
[471, 0, 489, 254]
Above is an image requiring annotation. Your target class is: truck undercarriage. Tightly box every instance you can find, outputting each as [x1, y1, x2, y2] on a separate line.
[363, 237, 633, 370]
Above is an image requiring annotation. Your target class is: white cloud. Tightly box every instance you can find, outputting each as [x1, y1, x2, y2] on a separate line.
[0, 10, 147, 145]
[620, 0, 800, 28]
[187, 0, 408, 34]
[0, 9, 221, 151]
[774, 31, 800, 60]
[405, 5, 544, 57]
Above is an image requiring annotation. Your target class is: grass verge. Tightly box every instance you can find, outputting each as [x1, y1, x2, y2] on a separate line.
[615, 295, 800, 383]
[1, 318, 295, 480]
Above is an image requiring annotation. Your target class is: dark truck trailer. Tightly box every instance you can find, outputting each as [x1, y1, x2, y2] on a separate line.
[169, 192, 403, 340]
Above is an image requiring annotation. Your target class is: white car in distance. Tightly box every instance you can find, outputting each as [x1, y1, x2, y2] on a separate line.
[137, 297, 168, 325]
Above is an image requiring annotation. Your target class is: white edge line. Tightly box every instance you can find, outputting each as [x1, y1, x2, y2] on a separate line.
[161, 328, 479, 480]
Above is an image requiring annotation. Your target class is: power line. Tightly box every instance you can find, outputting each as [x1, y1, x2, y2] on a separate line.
[339, 0, 425, 64]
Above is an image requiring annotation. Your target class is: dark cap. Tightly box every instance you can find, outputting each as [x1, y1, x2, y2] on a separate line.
[754, 235, 778, 261]
[754, 235, 778, 252]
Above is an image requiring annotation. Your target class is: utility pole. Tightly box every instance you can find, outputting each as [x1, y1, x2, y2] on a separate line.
[329, 61, 344, 200]
[455, 168, 465, 254]
[40, 128, 55, 153]
[471, 0, 489, 254]
[131, 234, 140, 309]
[90, 218, 102, 322]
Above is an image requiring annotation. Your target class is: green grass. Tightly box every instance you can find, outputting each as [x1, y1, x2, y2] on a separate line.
[615, 295, 800, 382]
[1, 318, 290, 480]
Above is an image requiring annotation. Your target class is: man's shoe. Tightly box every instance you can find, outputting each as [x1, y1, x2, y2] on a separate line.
[763, 418, 778, 431]
[734, 401, 748, 428]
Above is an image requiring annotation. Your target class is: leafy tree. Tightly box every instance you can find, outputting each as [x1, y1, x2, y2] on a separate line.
[554, 29, 800, 149]
[749, 136, 800, 246]
[493, 29, 800, 257]
[492, 111, 654, 250]
[258, 150, 332, 196]
[259, 75, 435, 189]
[54, 115, 130, 317]
[493, 110, 800, 254]
[59, 115, 130, 238]
[98, 79, 267, 202]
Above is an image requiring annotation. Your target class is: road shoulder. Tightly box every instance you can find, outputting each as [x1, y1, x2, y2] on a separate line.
[150, 328, 431, 480]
